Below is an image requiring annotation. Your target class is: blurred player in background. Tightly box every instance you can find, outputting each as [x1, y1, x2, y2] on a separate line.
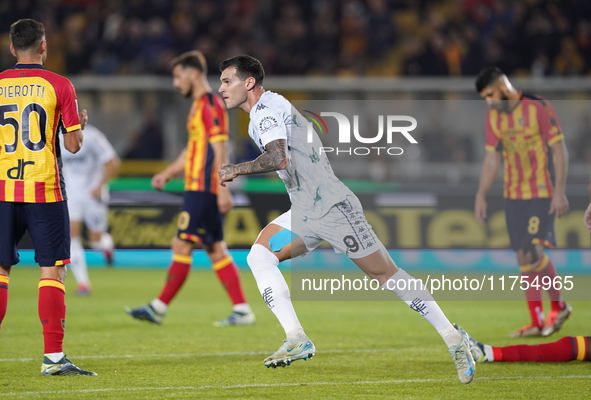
[583, 183, 591, 232]
[218, 55, 475, 384]
[61, 124, 120, 296]
[474, 67, 571, 338]
[0, 19, 95, 375]
[454, 324, 589, 363]
[126, 51, 254, 327]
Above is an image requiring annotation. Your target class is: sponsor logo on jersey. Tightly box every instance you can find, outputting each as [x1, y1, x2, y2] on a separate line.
[259, 115, 279, 134]
[255, 103, 268, 112]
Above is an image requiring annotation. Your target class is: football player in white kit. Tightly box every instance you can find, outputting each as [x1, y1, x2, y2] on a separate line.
[218, 56, 476, 383]
[61, 124, 120, 296]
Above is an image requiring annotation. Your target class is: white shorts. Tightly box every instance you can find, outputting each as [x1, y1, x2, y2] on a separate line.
[270, 195, 381, 259]
[67, 192, 109, 233]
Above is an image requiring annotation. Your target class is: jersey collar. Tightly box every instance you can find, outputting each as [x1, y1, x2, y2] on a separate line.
[11, 62, 45, 70]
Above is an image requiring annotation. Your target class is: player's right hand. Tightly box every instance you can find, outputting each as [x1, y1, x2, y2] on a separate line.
[474, 195, 487, 225]
[584, 202, 591, 233]
[151, 173, 169, 191]
[79, 109, 88, 130]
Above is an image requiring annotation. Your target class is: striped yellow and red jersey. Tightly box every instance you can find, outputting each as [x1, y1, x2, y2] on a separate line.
[0, 63, 80, 203]
[485, 93, 564, 200]
[184, 93, 228, 194]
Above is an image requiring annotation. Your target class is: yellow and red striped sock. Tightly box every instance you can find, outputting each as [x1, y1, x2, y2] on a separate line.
[157, 254, 192, 305]
[520, 267, 544, 328]
[213, 255, 247, 306]
[495, 336, 576, 362]
[573, 336, 590, 361]
[38, 279, 65, 354]
[0, 275, 8, 331]
[535, 255, 566, 311]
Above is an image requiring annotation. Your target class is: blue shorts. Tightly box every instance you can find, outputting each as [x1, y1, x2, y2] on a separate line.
[176, 191, 223, 246]
[0, 201, 71, 267]
[504, 198, 556, 251]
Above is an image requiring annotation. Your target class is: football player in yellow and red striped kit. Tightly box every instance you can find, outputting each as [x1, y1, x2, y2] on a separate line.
[455, 324, 590, 364]
[126, 51, 254, 326]
[0, 19, 95, 376]
[475, 67, 571, 338]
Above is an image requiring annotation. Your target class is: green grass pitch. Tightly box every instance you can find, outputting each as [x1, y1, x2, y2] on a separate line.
[0, 267, 589, 399]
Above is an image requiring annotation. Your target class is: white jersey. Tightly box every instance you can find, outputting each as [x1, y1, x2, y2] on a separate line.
[60, 124, 117, 195]
[248, 91, 352, 218]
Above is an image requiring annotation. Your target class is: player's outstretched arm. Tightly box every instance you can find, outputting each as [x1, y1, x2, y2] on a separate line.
[475, 150, 500, 225]
[219, 139, 288, 186]
[152, 148, 187, 191]
[79, 109, 88, 130]
[211, 140, 233, 214]
[91, 156, 121, 198]
[63, 129, 83, 154]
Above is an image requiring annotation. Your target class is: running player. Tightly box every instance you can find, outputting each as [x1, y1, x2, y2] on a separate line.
[474, 67, 571, 338]
[126, 51, 254, 327]
[218, 55, 475, 384]
[455, 324, 589, 363]
[61, 124, 120, 296]
[0, 19, 95, 375]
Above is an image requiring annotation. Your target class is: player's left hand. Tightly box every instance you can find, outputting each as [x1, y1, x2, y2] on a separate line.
[90, 186, 101, 199]
[549, 193, 569, 217]
[79, 109, 88, 130]
[219, 164, 239, 187]
[217, 186, 233, 214]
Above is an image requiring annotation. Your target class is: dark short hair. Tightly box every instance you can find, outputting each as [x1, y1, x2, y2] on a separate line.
[171, 50, 207, 75]
[219, 55, 264, 87]
[475, 66, 505, 93]
[10, 19, 45, 51]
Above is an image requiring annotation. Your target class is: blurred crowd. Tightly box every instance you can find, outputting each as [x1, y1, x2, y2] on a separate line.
[1, 0, 591, 77]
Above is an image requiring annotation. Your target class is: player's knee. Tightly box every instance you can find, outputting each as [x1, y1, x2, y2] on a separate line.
[247, 244, 279, 274]
[522, 242, 540, 264]
[172, 237, 193, 254]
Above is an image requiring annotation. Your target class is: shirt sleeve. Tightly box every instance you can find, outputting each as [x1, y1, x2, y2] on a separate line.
[485, 109, 500, 152]
[536, 100, 564, 146]
[59, 79, 81, 133]
[255, 111, 287, 148]
[203, 99, 228, 143]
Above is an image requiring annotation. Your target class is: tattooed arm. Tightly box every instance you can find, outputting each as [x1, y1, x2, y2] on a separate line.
[219, 139, 288, 187]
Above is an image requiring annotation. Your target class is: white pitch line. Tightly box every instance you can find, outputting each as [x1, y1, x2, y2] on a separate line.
[0, 347, 430, 363]
[2, 375, 590, 397]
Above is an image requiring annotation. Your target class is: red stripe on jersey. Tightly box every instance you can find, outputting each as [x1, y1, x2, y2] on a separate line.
[504, 153, 511, 198]
[523, 103, 531, 127]
[514, 152, 523, 199]
[528, 150, 539, 198]
[0, 180, 5, 201]
[35, 181, 46, 203]
[507, 113, 515, 129]
[14, 181, 24, 202]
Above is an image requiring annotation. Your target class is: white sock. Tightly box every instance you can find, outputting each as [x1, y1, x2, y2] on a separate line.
[438, 323, 463, 347]
[45, 352, 64, 363]
[247, 244, 306, 339]
[233, 303, 252, 314]
[382, 268, 461, 346]
[150, 298, 168, 315]
[483, 344, 494, 361]
[69, 237, 90, 286]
